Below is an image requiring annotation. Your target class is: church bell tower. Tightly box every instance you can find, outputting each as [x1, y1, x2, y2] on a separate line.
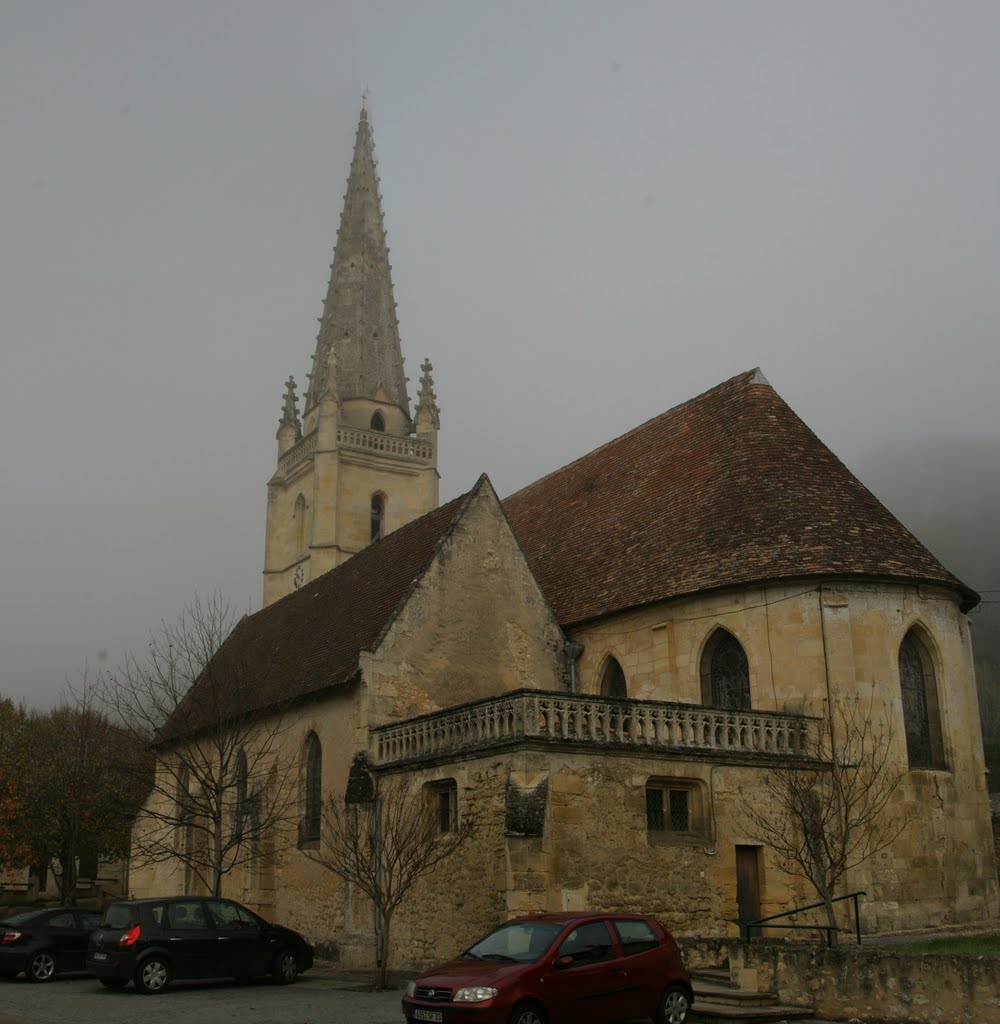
[262, 106, 440, 606]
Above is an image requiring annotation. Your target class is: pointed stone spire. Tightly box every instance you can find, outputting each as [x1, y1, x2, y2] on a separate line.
[305, 106, 410, 418]
[415, 358, 440, 428]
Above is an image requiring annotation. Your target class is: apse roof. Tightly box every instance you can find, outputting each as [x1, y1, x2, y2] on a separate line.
[503, 368, 977, 625]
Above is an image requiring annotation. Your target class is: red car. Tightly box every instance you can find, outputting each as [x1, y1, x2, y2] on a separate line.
[401, 911, 693, 1024]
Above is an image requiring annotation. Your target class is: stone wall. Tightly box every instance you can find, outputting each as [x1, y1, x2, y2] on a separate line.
[570, 580, 999, 932]
[685, 938, 1000, 1024]
[363, 478, 566, 726]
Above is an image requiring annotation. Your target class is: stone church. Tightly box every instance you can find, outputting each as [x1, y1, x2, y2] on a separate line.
[129, 108, 999, 967]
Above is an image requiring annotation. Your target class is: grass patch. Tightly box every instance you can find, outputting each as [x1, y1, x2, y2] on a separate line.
[890, 934, 1000, 956]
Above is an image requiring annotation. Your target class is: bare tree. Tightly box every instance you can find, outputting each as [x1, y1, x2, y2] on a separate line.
[739, 692, 910, 940]
[102, 592, 300, 897]
[305, 755, 475, 989]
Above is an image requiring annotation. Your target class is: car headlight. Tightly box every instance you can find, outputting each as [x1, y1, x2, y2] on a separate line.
[454, 986, 498, 1002]
[404, 981, 416, 998]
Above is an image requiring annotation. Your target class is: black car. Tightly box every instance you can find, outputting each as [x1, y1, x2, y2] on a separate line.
[0, 906, 104, 982]
[86, 896, 312, 994]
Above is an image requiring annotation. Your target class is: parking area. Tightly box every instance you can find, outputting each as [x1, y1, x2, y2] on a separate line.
[0, 969, 405, 1024]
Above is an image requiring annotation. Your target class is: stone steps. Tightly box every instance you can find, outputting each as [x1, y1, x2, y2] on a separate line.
[689, 966, 816, 1023]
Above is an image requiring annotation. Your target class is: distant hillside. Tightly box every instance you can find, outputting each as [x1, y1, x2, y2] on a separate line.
[855, 437, 1000, 663]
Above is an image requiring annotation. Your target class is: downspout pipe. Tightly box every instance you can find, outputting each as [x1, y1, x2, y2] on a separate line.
[563, 638, 584, 694]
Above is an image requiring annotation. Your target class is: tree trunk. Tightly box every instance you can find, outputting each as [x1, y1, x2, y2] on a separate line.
[821, 889, 838, 946]
[376, 909, 393, 991]
[58, 852, 77, 905]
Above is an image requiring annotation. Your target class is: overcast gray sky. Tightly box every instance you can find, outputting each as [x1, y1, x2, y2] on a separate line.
[2, 1, 999, 708]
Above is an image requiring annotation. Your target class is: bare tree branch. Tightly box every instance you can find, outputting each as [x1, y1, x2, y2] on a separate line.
[739, 690, 910, 940]
[304, 755, 475, 988]
[100, 592, 301, 897]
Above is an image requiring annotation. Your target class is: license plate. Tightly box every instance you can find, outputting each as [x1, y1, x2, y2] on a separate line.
[413, 1011, 443, 1023]
[92, 952, 108, 961]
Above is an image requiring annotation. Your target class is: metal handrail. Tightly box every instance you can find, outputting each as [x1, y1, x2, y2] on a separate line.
[746, 890, 866, 947]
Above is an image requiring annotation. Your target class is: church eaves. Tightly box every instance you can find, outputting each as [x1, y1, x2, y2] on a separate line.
[305, 107, 410, 416]
[503, 369, 978, 626]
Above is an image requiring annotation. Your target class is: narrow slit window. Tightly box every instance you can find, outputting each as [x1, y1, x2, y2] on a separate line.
[371, 493, 385, 542]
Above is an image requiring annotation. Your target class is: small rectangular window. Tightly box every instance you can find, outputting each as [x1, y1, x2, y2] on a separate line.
[426, 779, 458, 834]
[645, 788, 664, 831]
[646, 781, 701, 839]
[438, 789, 452, 832]
[669, 789, 690, 831]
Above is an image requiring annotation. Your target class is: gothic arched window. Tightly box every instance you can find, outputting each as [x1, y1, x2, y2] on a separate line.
[370, 411, 385, 432]
[301, 733, 322, 846]
[600, 657, 628, 698]
[899, 629, 945, 770]
[701, 629, 751, 710]
[370, 493, 385, 542]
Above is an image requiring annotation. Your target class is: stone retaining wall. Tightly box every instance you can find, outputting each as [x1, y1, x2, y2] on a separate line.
[681, 938, 1000, 1024]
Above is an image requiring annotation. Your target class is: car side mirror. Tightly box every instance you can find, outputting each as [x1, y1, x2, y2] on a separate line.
[554, 955, 574, 970]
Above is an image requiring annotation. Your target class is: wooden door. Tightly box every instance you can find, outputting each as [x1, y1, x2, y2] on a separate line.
[735, 845, 761, 938]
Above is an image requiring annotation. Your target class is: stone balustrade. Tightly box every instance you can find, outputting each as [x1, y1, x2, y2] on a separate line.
[337, 426, 433, 461]
[372, 689, 821, 766]
[277, 431, 318, 474]
[277, 425, 433, 477]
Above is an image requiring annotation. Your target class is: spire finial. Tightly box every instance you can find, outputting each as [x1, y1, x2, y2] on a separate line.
[361, 87, 369, 115]
[416, 358, 440, 427]
[279, 376, 302, 439]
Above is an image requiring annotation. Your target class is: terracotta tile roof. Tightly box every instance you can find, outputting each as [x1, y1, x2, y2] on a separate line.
[503, 369, 977, 626]
[156, 489, 472, 742]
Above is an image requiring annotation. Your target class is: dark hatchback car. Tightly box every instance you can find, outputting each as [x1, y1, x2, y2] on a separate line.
[402, 912, 693, 1024]
[86, 896, 313, 994]
[0, 906, 104, 982]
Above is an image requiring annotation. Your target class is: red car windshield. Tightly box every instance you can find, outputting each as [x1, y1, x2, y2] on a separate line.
[462, 921, 564, 964]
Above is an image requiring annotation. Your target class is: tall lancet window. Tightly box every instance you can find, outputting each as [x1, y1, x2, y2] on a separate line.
[600, 657, 628, 698]
[370, 411, 385, 432]
[898, 629, 946, 770]
[701, 629, 751, 709]
[371, 493, 385, 542]
[300, 733, 322, 846]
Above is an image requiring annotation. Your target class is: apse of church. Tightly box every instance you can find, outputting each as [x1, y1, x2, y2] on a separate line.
[262, 108, 440, 606]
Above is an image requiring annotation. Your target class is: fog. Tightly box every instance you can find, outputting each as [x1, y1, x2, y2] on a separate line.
[2, 2, 998, 706]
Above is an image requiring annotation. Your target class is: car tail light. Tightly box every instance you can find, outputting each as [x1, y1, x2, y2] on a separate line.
[118, 925, 141, 947]
[1, 930, 22, 945]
